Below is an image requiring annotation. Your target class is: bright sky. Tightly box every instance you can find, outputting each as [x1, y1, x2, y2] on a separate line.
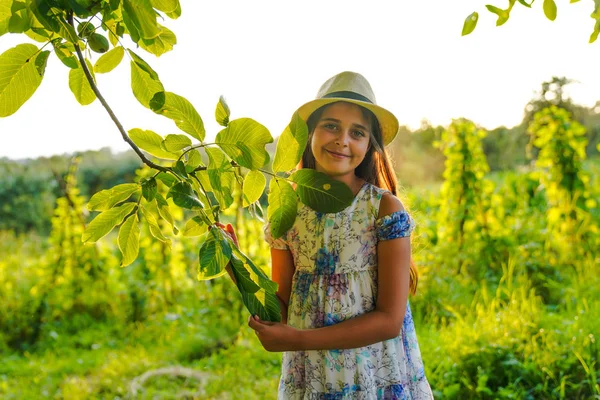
[1, 0, 599, 159]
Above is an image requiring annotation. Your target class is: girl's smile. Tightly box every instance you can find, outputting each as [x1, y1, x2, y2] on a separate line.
[325, 149, 350, 159]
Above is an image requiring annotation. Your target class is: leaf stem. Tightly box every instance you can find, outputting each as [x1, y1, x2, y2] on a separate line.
[177, 142, 217, 162]
[66, 12, 168, 174]
[257, 167, 278, 178]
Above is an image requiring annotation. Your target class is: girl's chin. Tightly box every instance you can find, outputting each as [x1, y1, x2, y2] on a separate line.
[315, 165, 354, 177]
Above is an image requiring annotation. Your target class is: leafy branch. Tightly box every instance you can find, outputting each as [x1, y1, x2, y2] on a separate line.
[462, 0, 600, 43]
[0, 0, 355, 322]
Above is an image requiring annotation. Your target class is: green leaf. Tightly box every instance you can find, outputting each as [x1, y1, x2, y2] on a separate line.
[590, 20, 600, 43]
[0, 0, 10, 25]
[288, 169, 354, 213]
[150, 0, 179, 14]
[165, 1, 181, 19]
[485, 5, 510, 26]
[187, 149, 203, 168]
[69, 58, 96, 105]
[206, 147, 234, 208]
[141, 177, 157, 201]
[0, 12, 9, 37]
[34, 50, 49, 78]
[232, 247, 278, 293]
[53, 41, 77, 69]
[156, 172, 176, 188]
[151, 92, 205, 141]
[163, 133, 192, 152]
[118, 214, 140, 267]
[24, 28, 54, 43]
[130, 51, 164, 109]
[238, 285, 281, 322]
[517, 0, 534, 7]
[30, 2, 77, 42]
[87, 183, 140, 211]
[29, 1, 56, 34]
[242, 170, 266, 207]
[461, 11, 479, 36]
[198, 229, 231, 280]
[94, 46, 124, 73]
[8, 0, 30, 34]
[229, 253, 260, 293]
[172, 160, 188, 178]
[167, 181, 203, 209]
[155, 193, 177, 234]
[216, 118, 273, 170]
[122, 0, 160, 40]
[121, 5, 140, 43]
[543, 0, 557, 21]
[273, 111, 309, 173]
[139, 24, 176, 56]
[267, 178, 297, 239]
[183, 216, 206, 237]
[215, 95, 230, 127]
[0, 44, 47, 117]
[83, 202, 136, 243]
[104, 19, 120, 47]
[191, 172, 212, 209]
[129, 128, 180, 160]
[140, 204, 171, 245]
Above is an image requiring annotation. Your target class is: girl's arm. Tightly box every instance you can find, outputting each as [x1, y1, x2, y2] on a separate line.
[271, 248, 295, 324]
[249, 193, 411, 351]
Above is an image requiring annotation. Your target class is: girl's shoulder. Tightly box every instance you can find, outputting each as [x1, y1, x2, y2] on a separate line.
[361, 184, 416, 240]
[357, 183, 392, 219]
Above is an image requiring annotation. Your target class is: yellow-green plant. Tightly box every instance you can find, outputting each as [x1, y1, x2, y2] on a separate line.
[0, 0, 355, 322]
[435, 119, 494, 271]
[528, 105, 597, 259]
[29, 157, 116, 343]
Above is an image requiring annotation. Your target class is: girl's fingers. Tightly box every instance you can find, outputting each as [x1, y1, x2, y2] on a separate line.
[248, 315, 264, 331]
[252, 315, 275, 326]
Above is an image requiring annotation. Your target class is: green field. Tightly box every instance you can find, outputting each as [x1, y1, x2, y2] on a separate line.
[1, 129, 599, 399]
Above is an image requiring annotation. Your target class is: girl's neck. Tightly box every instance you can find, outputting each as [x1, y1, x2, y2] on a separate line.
[326, 173, 365, 196]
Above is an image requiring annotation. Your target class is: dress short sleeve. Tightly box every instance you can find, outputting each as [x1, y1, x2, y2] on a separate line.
[375, 210, 415, 241]
[263, 223, 289, 250]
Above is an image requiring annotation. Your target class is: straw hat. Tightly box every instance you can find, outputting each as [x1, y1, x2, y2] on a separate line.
[296, 71, 400, 146]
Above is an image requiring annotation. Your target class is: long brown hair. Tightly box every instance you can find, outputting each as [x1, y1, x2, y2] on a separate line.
[298, 101, 419, 295]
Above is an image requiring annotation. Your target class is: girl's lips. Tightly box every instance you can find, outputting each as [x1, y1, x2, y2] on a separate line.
[325, 149, 350, 159]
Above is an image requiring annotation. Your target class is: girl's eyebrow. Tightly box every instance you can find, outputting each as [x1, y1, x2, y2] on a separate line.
[320, 117, 370, 132]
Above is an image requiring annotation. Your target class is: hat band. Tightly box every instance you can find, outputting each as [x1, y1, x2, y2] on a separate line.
[321, 91, 373, 104]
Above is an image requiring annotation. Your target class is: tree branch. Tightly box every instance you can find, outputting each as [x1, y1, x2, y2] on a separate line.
[66, 13, 168, 173]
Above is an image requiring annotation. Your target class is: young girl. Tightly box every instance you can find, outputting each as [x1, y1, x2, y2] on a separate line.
[228, 71, 433, 399]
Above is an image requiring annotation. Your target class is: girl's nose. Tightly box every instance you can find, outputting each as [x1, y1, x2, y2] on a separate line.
[335, 130, 351, 147]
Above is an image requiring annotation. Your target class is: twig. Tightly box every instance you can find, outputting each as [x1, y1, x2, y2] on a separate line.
[129, 366, 211, 398]
[66, 13, 168, 174]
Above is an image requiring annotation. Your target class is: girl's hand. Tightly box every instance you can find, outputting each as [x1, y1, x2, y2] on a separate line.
[247, 315, 302, 352]
[211, 223, 239, 284]
[214, 222, 239, 247]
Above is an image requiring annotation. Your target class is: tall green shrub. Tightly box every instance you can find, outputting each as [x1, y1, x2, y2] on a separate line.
[435, 119, 495, 274]
[528, 106, 597, 259]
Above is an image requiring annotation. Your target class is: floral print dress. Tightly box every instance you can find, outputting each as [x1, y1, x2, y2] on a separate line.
[264, 182, 433, 400]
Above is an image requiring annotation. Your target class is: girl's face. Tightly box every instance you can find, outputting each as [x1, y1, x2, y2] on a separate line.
[310, 102, 371, 180]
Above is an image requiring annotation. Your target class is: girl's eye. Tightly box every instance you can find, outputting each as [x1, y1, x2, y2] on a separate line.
[352, 130, 365, 138]
[323, 123, 338, 130]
